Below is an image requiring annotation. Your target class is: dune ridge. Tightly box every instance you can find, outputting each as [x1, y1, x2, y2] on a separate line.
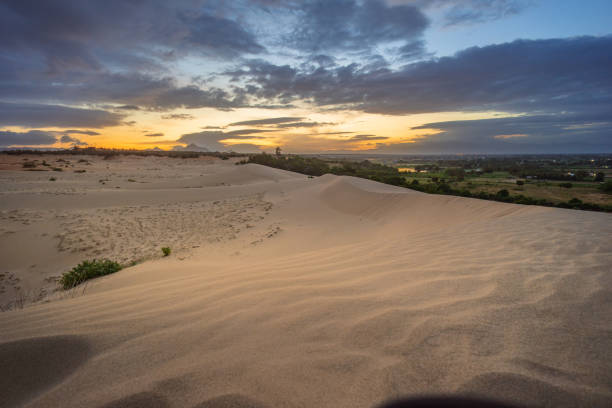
[1, 155, 611, 407]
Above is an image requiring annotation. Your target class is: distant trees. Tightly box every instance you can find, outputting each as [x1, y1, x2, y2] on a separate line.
[246, 153, 611, 212]
[445, 167, 465, 181]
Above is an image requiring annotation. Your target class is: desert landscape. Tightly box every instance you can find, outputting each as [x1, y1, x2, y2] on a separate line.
[1, 153, 611, 408]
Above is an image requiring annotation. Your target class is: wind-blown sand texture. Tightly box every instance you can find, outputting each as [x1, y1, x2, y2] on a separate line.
[1, 154, 611, 407]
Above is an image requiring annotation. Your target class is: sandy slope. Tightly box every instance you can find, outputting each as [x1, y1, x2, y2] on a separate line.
[1, 154, 611, 408]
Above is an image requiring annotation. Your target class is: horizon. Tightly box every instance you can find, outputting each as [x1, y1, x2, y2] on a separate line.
[1, 1, 612, 154]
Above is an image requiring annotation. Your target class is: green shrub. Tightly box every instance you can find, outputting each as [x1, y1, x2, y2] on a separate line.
[600, 181, 612, 194]
[74, 169, 86, 173]
[22, 161, 36, 168]
[161, 247, 171, 257]
[559, 182, 573, 188]
[516, 180, 524, 185]
[49, 177, 56, 181]
[60, 259, 122, 289]
[568, 197, 583, 206]
[496, 189, 510, 198]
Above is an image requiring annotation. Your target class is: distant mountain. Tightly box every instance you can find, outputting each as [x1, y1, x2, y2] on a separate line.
[0, 147, 63, 151]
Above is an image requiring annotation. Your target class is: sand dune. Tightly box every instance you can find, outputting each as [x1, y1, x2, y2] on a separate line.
[1, 154, 611, 407]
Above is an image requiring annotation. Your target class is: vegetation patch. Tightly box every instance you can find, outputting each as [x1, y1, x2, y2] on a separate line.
[161, 247, 171, 257]
[246, 153, 611, 212]
[60, 259, 122, 289]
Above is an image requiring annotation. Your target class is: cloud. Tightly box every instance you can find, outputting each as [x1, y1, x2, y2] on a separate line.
[0, 102, 124, 128]
[61, 130, 101, 136]
[60, 135, 87, 145]
[0, 71, 246, 111]
[0, 130, 57, 147]
[0, 1, 260, 112]
[225, 129, 279, 136]
[0, 0, 264, 74]
[401, 114, 612, 153]
[177, 130, 265, 152]
[229, 117, 304, 126]
[289, 0, 428, 53]
[493, 133, 528, 139]
[442, 0, 530, 26]
[394, 0, 530, 26]
[349, 134, 388, 141]
[144, 132, 164, 137]
[229, 36, 612, 117]
[275, 121, 333, 128]
[227, 117, 333, 129]
[161, 113, 195, 120]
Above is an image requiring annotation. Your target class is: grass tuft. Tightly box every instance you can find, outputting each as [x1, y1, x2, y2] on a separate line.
[161, 247, 171, 257]
[60, 259, 122, 289]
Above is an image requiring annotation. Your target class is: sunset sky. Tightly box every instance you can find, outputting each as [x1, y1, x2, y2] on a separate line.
[1, 0, 611, 153]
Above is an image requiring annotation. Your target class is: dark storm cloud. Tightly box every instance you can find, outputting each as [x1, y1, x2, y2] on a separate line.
[0, 130, 57, 147]
[0, 102, 124, 128]
[230, 36, 612, 116]
[400, 115, 612, 154]
[289, 0, 428, 53]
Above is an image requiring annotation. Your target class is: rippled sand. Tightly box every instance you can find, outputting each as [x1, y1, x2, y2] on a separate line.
[1, 154, 611, 407]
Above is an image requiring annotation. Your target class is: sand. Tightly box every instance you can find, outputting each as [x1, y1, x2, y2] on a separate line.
[0, 153, 611, 407]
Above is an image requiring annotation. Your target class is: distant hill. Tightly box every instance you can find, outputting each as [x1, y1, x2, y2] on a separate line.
[172, 143, 210, 152]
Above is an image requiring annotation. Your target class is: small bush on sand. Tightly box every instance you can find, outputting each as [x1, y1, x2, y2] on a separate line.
[60, 259, 122, 289]
[22, 161, 36, 168]
[161, 247, 171, 257]
[49, 177, 56, 181]
[600, 181, 612, 194]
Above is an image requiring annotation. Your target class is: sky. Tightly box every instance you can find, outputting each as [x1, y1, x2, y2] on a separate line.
[1, 0, 611, 154]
